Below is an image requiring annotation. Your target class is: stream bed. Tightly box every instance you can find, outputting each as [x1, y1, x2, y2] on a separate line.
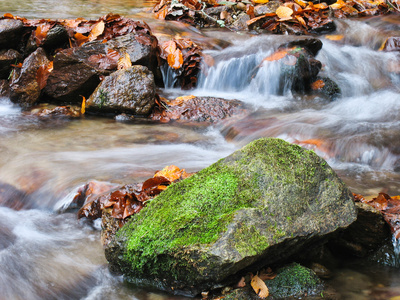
[0, 1, 400, 299]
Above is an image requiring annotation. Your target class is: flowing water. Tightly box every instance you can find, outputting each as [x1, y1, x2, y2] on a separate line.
[1, 1, 400, 299]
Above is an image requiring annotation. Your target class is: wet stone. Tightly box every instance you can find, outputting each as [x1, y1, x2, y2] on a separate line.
[0, 19, 24, 49]
[0, 181, 31, 210]
[254, 1, 281, 16]
[0, 49, 22, 79]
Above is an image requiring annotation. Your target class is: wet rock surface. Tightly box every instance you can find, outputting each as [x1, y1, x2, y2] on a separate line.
[10, 47, 50, 107]
[150, 96, 247, 123]
[0, 19, 24, 49]
[0, 182, 31, 210]
[0, 49, 21, 79]
[105, 137, 357, 296]
[85, 65, 155, 116]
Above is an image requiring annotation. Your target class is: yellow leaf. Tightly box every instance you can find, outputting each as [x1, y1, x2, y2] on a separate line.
[313, 3, 328, 9]
[251, 275, 269, 298]
[325, 34, 344, 41]
[118, 52, 132, 70]
[88, 21, 105, 42]
[254, 0, 269, 3]
[81, 95, 86, 115]
[330, 0, 346, 9]
[169, 95, 196, 106]
[276, 6, 294, 19]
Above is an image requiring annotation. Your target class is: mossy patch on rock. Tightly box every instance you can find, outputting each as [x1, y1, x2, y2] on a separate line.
[105, 137, 357, 295]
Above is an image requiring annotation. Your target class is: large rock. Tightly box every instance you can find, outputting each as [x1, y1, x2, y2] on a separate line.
[0, 19, 24, 49]
[105, 138, 357, 296]
[85, 65, 155, 115]
[44, 33, 159, 104]
[10, 47, 50, 107]
[0, 49, 22, 79]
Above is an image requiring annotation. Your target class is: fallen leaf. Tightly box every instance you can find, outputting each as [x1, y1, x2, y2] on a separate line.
[117, 52, 132, 70]
[35, 23, 52, 46]
[88, 20, 105, 42]
[168, 95, 196, 106]
[330, 0, 347, 9]
[167, 48, 184, 69]
[276, 6, 294, 19]
[154, 165, 187, 181]
[325, 34, 345, 41]
[236, 277, 246, 288]
[74, 32, 89, 47]
[251, 275, 269, 298]
[263, 49, 289, 61]
[311, 79, 325, 90]
[36, 61, 53, 90]
[81, 95, 86, 114]
[254, 0, 269, 3]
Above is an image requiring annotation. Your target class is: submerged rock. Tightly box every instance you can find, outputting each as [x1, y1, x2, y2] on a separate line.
[105, 137, 357, 296]
[0, 181, 31, 210]
[85, 65, 155, 116]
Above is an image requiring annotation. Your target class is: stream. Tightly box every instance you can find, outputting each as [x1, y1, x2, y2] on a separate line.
[1, 1, 400, 299]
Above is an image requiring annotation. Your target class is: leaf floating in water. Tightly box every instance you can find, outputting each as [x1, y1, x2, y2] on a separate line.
[325, 34, 345, 41]
[251, 275, 269, 298]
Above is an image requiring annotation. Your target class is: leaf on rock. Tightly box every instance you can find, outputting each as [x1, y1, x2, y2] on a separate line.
[311, 79, 325, 90]
[167, 48, 184, 69]
[36, 61, 53, 90]
[263, 49, 289, 62]
[35, 23, 52, 46]
[154, 165, 189, 182]
[88, 20, 105, 42]
[330, 0, 347, 9]
[276, 6, 294, 20]
[118, 52, 132, 70]
[251, 275, 269, 298]
[168, 95, 196, 106]
[74, 32, 89, 47]
[254, 0, 270, 3]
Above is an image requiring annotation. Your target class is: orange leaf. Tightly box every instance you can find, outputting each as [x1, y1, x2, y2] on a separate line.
[3, 13, 15, 19]
[36, 61, 53, 90]
[325, 34, 344, 41]
[313, 3, 328, 9]
[251, 275, 269, 298]
[154, 165, 184, 182]
[263, 49, 288, 62]
[74, 32, 89, 47]
[276, 6, 293, 19]
[117, 52, 132, 70]
[295, 15, 307, 26]
[330, 0, 347, 9]
[35, 23, 52, 46]
[294, 0, 307, 8]
[88, 21, 105, 42]
[311, 79, 325, 90]
[155, 6, 168, 20]
[168, 95, 196, 106]
[167, 49, 183, 69]
[163, 40, 177, 54]
[81, 95, 86, 114]
[246, 14, 272, 26]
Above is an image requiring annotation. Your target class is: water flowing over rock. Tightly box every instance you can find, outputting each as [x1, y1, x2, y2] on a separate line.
[10, 47, 50, 107]
[86, 65, 155, 115]
[0, 19, 24, 49]
[105, 137, 357, 296]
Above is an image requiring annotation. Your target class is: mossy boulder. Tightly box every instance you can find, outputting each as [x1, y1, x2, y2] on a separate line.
[105, 137, 357, 296]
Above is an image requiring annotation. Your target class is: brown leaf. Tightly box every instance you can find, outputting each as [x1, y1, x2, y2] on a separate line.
[142, 176, 171, 191]
[36, 61, 53, 90]
[251, 275, 269, 298]
[88, 21, 105, 42]
[117, 52, 132, 70]
[74, 32, 89, 47]
[35, 23, 52, 46]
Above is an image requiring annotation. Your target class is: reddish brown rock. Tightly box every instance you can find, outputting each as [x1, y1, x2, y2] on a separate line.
[0, 49, 22, 79]
[0, 19, 24, 49]
[10, 48, 50, 107]
[151, 96, 246, 123]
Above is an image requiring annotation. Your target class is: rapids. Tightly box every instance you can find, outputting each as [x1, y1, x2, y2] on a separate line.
[0, 0, 400, 299]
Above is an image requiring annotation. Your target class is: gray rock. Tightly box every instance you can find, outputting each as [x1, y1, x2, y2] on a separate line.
[10, 47, 50, 107]
[0, 19, 24, 49]
[254, 1, 281, 16]
[0, 49, 21, 79]
[231, 13, 250, 31]
[105, 137, 357, 296]
[86, 65, 155, 115]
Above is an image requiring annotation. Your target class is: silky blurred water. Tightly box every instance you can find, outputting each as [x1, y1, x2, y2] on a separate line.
[1, 2, 400, 300]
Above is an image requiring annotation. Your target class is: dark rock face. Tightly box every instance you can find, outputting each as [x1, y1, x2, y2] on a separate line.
[283, 38, 323, 57]
[0, 19, 24, 49]
[42, 25, 69, 51]
[0, 79, 10, 97]
[0, 49, 22, 79]
[43, 42, 109, 103]
[86, 65, 155, 115]
[329, 202, 391, 257]
[10, 47, 50, 107]
[105, 138, 357, 296]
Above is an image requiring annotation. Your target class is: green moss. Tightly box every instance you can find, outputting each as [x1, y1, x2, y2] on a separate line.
[234, 225, 270, 257]
[268, 263, 323, 298]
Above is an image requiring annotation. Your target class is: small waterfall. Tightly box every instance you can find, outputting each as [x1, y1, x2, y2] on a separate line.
[160, 64, 180, 89]
[393, 236, 400, 267]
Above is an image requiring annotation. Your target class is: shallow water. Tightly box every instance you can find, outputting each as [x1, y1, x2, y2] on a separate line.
[1, 2, 400, 299]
